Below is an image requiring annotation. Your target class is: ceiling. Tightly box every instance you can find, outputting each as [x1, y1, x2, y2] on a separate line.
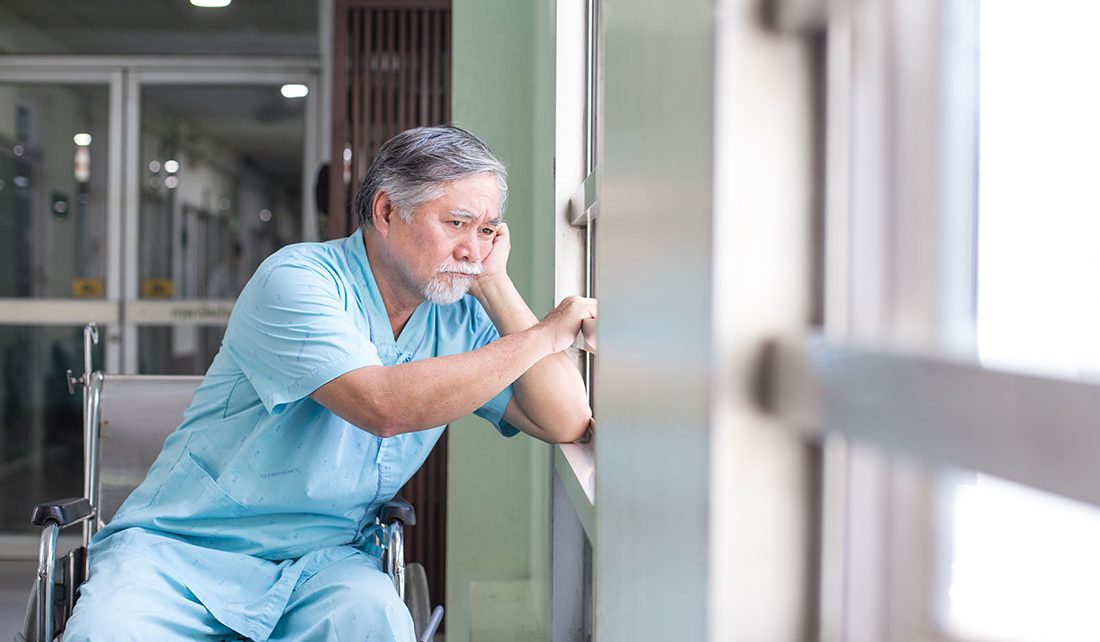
[0, 0, 319, 186]
[0, 0, 318, 56]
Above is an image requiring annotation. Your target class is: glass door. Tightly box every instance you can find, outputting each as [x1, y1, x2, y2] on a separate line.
[0, 69, 122, 539]
[0, 59, 319, 547]
[124, 66, 319, 374]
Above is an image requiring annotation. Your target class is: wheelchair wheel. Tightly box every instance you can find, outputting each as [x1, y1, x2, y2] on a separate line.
[20, 579, 67, 642]
[404, 562, 431, 639]
[20, 581, 39, 642]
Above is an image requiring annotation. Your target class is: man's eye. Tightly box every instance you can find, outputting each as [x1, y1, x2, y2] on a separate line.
[449, 220, 464, 228]
[480, 228, 494, 235]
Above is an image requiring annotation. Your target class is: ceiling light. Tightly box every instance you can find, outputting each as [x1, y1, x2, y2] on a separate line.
[73, 133, 92, 147]
[191, 0, 231, 7]
[164, 159, 180, 174]
[280, 84, 309, 99]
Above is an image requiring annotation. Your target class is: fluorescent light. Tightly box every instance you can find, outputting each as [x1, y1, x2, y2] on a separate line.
[73, 133, 92, 147]
[280, 84, 309, 99]
[190, 0, 231, 7]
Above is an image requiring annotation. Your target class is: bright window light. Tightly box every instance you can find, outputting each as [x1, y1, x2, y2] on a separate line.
[945, 2, 1100, 641]
[190, 0, 231, 7]
[280, 84, 309, 99]
[73, 132, 92, 147]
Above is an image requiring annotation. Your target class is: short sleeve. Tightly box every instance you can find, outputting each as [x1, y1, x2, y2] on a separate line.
[466, 298, 521, 437]
[223, 254, 382, 415]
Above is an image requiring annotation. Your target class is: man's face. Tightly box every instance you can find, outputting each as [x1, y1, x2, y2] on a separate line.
[387, 172, 502, 305]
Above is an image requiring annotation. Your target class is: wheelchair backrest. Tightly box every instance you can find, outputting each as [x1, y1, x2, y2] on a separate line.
[97, 375, 202, 525]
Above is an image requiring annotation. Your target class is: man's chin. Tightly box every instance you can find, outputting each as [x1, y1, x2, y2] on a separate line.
[421, 278, 472, 305]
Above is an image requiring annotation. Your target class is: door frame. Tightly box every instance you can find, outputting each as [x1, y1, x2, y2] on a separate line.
[0, 56, 321, 554]
[0, 64, 125, 371]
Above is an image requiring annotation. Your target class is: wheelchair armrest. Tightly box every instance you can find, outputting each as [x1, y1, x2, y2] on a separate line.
[31, 498, 92, 528]
[380, 498, 416, 527]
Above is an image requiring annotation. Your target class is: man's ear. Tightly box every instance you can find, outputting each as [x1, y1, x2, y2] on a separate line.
[372, 192, 396, 238]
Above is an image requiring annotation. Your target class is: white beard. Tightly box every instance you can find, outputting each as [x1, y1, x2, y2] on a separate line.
[421, 262, 481, 305]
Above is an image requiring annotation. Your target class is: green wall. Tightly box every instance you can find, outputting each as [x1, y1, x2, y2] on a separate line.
[448, 1, 557, 641]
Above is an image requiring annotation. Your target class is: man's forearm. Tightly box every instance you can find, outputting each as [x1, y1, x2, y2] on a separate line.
[471, 274, 539, 334]
[313, 327, 552, 437]
[473, 275, 592, 442]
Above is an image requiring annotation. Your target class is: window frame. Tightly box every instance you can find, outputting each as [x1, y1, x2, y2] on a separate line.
[551, 0, 599, 640]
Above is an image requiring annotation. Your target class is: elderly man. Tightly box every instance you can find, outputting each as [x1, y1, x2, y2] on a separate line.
[63, 126, 594, 642]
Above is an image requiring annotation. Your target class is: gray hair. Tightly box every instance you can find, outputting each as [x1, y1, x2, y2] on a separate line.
[354, 126, 508, 228]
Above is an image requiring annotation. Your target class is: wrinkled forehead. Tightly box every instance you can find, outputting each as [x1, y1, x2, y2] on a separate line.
[430, 174, 503, 223]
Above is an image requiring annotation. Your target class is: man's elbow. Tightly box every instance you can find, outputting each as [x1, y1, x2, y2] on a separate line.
[547, 408, 592, 444]
[350, 393, 415, 438]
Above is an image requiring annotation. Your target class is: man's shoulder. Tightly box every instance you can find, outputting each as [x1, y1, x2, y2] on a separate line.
[254, 239, 350, 281]
[262, 238, 345, 268]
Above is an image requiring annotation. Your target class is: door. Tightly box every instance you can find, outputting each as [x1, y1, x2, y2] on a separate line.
[0, 71, 120, 542]
[0, 58, 319, 551]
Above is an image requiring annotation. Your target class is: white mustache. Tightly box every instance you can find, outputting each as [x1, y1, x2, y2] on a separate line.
[437, 263, 482, 276]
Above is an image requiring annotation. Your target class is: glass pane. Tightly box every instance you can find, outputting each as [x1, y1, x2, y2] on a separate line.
[138, 84, 305, 302]
[137, 325, 224, 376]
[942, 2, 1100, 640]
[0, 326, 104, 533]
[0, 83, 110, 299]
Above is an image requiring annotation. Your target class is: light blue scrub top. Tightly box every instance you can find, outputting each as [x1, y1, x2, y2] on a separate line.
[92, 230, 517, 641]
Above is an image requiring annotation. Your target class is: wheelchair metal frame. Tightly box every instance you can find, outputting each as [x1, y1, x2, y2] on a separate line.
[27, 323, 443, 642]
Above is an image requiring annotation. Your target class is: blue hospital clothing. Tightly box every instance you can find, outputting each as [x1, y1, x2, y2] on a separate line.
[76, 230, 518, 642]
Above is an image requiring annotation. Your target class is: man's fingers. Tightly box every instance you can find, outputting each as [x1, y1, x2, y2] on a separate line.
[562, 295, 597, 319]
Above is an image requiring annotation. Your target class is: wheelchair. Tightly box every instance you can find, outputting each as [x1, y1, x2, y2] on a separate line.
[18, 323, 443, 642]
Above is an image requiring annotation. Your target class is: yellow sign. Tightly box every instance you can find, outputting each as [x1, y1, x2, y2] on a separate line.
[71, 278, 104, 297]
[142, 279, 174, 298]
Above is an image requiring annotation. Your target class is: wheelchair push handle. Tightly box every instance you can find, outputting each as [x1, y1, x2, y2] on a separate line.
[66, 323, 99, 394]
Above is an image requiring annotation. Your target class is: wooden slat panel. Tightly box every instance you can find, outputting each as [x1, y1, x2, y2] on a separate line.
[409, 11, 418, 130]
[400, 9, 409, 133]
[350, 8, 364, 228]
[380, 9, 393, 145]
[348, 0, 449, 8]
[328, 0, 350, 239]
[442, 10, 451, 122]
[330, 0, 453, 619]
[431, 10, 442, 124]
[369, 9, 382, 185]
[419, 9, 430, 123]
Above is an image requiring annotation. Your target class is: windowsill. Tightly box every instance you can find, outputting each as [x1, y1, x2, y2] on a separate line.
[554, 436, 594, 537]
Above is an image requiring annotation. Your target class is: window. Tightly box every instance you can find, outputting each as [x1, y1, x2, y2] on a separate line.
[943, 2, 1100, 639]
[755, 0, 1100, 639]
[551, 0, 598, 640]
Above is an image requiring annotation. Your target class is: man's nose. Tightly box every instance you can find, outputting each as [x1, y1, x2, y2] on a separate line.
[454, 230, 482, 262]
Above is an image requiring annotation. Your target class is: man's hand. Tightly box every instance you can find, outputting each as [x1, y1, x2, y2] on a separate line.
[470, 223, 511, 301]
[535, 295, 597, 353]
[481, 222, 510, 278]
